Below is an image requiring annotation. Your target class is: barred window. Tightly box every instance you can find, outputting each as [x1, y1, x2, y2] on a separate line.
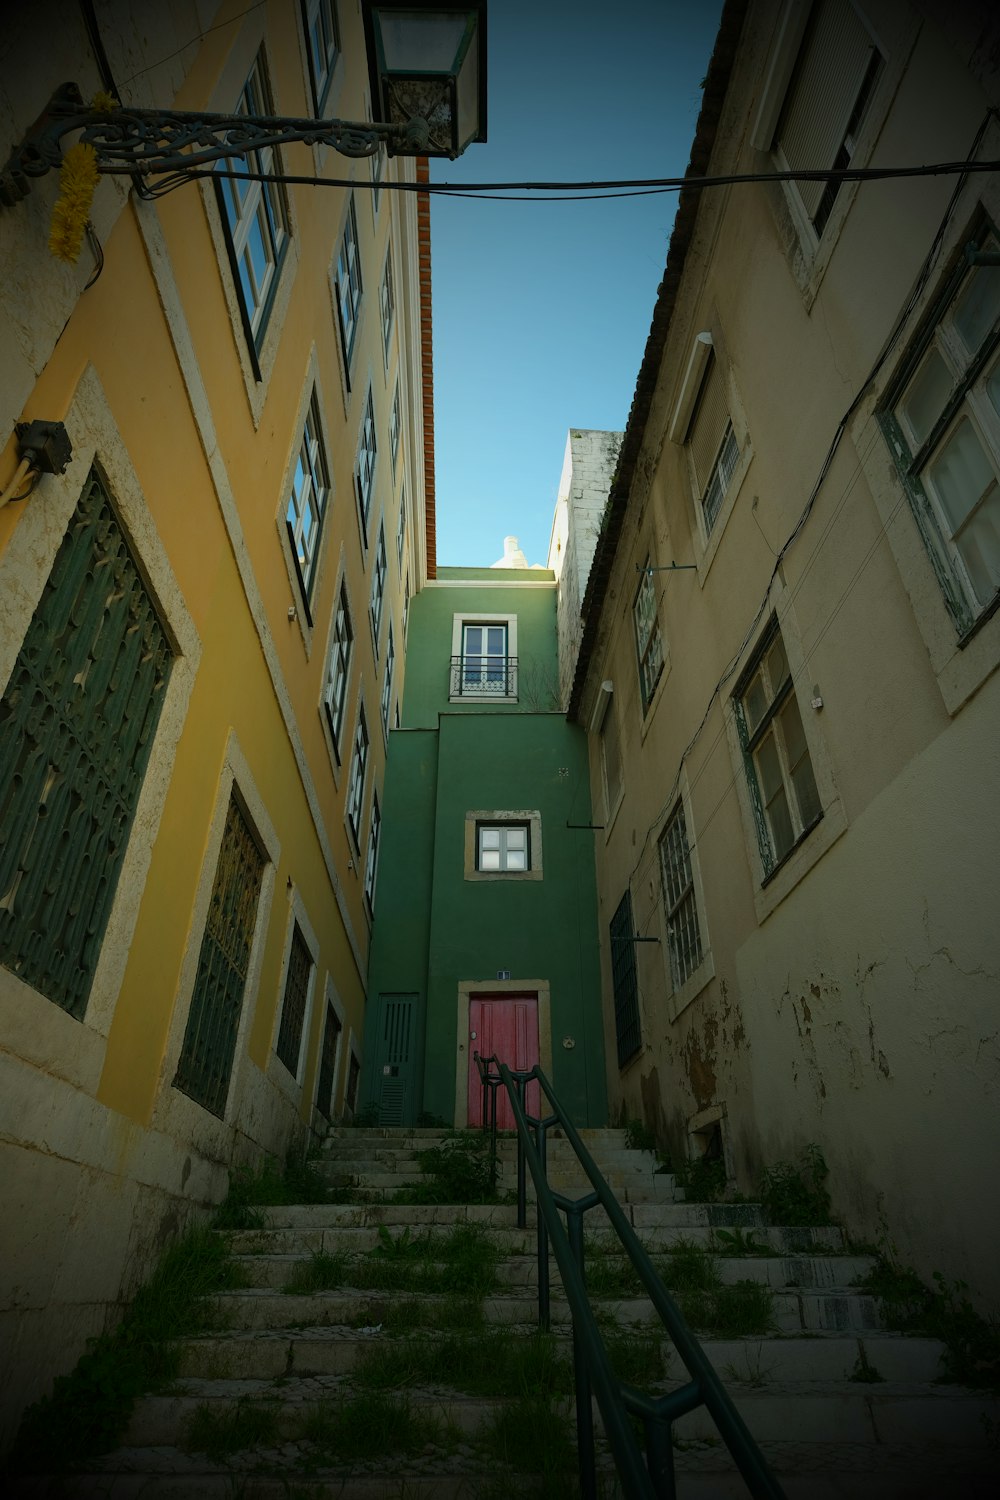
[633, 564, 664, 712]
[275, 923, 313, 1078]
[659, 803, 703, 991]
[0, 469, 173, 1019]
[174, 793, 266, 1117]
[316, 1000, 342, 1120]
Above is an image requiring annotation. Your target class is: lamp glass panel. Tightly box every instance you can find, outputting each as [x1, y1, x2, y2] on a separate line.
[375, 11, 467, 71]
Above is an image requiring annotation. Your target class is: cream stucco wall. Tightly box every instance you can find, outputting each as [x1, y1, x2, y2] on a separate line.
[573, 0, 1000, 1303]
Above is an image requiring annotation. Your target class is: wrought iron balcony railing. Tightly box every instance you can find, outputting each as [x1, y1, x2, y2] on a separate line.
[449, 654, 518, 698]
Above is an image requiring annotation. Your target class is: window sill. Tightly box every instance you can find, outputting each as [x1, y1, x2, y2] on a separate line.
[449, 694, 519, 707]
[753, 797, 847, 924]
[695, 442, 753, 587]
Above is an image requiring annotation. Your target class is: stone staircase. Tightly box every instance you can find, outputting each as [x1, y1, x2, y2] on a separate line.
[16, 1127, 999, 1497]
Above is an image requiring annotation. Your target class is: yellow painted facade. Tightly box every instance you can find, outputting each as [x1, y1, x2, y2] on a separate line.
[0, 0, 427, 1440]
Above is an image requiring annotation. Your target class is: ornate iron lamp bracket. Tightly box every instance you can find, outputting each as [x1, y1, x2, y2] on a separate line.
[0, 82, 429, 207]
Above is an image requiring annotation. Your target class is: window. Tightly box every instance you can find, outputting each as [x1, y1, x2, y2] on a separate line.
[323, 582, 353, 755]
[316, 999, 342, 1120]
[380, 624, 395, 733]
[882, 225, 1000, 632]
[346, 705, 369, 846]
[346, 1049, 361, 1113]
[477, 822, 530, 872]
[396, 484, 407, 570]
[371, 144, 384, 214]
[659, 804, 703, 991]
[599, 692, 624, 816]
[275, 923, 313, 1077]
[389, 380, 401, 472]
[175, 792, 266, 1117]
[286, 390, 330, 605]
[302, 0, 339, 113]
[686, 355, 739, 536]
[455, 622, 511, 696]
[364, 791, 381, 911]
[335, 197, 363, 376]
[734, 620, 822, 875]
[609, 890, 641, 1069]
[633, 564, 665, 712]
[402, 573, 410, 639]
[380, 247, 395, 362]
[216, 55, 290, 352]
[772, 0, 884, 240]
[355, 386, 377, 545]
[0, 469, 173, 1019]
[370, 521, 387, 643]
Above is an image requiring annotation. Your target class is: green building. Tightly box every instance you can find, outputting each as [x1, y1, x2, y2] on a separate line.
[363, 557, 607, 1128]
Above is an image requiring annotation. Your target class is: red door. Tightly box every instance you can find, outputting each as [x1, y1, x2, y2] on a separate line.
[468, 993, 540, 1129]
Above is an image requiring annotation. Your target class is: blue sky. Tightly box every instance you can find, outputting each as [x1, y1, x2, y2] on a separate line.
[429, 0, 724, 568]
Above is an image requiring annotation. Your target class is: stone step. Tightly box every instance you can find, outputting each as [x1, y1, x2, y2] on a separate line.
[176, 1328, 949, 1384]
[118, 1378, 1000, 1453]
[250, 1200, 780, 1231]
[229, 1250, 876, 1293]
[321, 1127, 630, 1149]
[226, 1222, 848, 1257]
[207, 1285, 883, 1334]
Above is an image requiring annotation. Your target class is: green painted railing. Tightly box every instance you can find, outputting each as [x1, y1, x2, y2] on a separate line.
[473, 1052, 787, 1500]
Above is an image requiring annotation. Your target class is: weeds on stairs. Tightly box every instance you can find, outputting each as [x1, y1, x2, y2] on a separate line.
[860, 1258, 1000, 1387]
[214, 1154, 355, 1230]
[7, 1226, 244, 1474]
[392, 1132, 500, 1204]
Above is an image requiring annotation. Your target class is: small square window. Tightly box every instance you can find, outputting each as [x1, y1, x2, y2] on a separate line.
[477, 822, 530, 872]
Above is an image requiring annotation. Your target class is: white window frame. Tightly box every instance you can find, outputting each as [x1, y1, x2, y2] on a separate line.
[449, 612, 518, 702]
[380, 622, 395, 735]
[371, 143, 385, 217]
[463, 809, 543, 882]
[323, 579, 354, 759]
[285, 388, 330, 608]
[355, 386, 377, 548]
[633, 563, 665, 715]
[335, 196, 363, 378]
[302, 0, 340, 114]
[380, 245, 395, 365]
[370, 520, 387, 648]
[402, 571, 410, 641]
[364, 789, 381, 913]
[733, 618, 823, 878]
[881, 223, 1000, 636]
[389, 379, 401, 472]
[345, 702, 369, 850]
[216, 54, 290, 354]
[396, 482, 407, 571]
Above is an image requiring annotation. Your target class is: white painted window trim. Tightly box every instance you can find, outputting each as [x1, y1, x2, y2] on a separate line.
[0, 368, 201, 1088]
[318, 551, 354, 786]
[276, 352, 335, 655]
[269, 889, 321, 1098]
[449, 611, 519, 702]
[463, 809, 543, 882]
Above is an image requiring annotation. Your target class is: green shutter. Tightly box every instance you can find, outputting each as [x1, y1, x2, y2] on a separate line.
[174, 794, 265, 1117]
[0, 469, 173, 1018]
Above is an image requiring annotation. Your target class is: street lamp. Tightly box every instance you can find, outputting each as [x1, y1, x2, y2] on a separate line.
[0, 2, 488, 210]
[362, 1, 487, 159]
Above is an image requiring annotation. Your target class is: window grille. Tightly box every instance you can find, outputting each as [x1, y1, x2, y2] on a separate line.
[0, 468, 173, 1019]
[174, 793, 266, 1117]
[660, 804, 703, 990]
[316, 1000, 342, 1120]
[276, 923, 312, 1077]
[609, 890, 641, 1068]
[633, 566, 665, 711]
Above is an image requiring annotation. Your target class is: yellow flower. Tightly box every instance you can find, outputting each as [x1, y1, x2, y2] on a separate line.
[91, 91, 118, 115]
[49, 142, 100, 264]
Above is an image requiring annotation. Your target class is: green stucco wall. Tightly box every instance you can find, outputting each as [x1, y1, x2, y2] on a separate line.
[365, 575, 607, 1128]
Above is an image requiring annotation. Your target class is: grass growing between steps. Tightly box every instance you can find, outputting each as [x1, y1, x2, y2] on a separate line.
[350, 1295, 487, 1333]
[186, 1397, 282, 1460]
[391, 1133, 501, 1204]
[478, 1395, 578, 1497]
[300, 1391, 458, 1462]
[215, 1156, 356, 1229]
[8, 1227, 244, 1474]
[283, 1223, 502, 1297]
[860, 1259, 1000, 1387]
[355, 1328, 575, 1399]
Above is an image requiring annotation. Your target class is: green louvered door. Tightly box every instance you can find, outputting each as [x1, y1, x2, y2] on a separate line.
[0, 469, 173, 1017]
[174, 795, 265, 1117]
[371, 993, 423, 1125]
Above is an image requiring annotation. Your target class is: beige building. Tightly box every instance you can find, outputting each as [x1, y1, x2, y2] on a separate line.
[566, 0, 1000, 1301]
[0, 0, 434, 1441]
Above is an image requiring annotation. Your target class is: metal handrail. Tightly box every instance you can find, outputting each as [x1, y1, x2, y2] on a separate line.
[449, 654, 518, 697]
[473, 1051, 787, 1500]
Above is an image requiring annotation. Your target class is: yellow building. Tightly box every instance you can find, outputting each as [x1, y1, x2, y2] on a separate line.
[0, 0, 437, 1442]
